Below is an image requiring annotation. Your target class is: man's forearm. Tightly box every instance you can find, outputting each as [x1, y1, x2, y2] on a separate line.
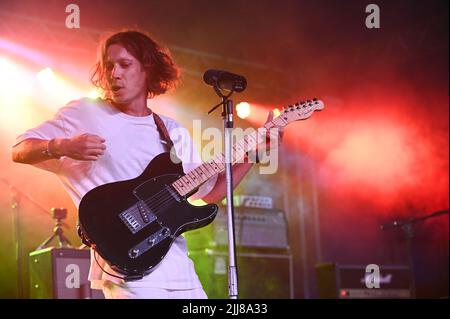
[12, 138, 65, 164]
[202, 162, 254, 203]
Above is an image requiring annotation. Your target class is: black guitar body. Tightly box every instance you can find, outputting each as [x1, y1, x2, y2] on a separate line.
[78, 152, 218, 280]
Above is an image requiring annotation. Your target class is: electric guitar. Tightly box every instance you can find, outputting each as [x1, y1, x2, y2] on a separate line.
[78, 98, 325, 280]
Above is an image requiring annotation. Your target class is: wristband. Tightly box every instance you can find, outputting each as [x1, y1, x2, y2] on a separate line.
[42, 139, 61, 159]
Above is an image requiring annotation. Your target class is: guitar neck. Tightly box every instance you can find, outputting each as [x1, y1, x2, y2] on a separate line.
[171, 116, 286, 197]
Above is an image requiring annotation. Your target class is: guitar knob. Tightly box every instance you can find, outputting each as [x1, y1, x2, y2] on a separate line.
[129, 249, 140, 258]
[162, 228, 169, 236]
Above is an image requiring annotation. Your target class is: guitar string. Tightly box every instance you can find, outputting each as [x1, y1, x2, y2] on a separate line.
[124, 147, 255, 219]
[122, 108, 306, 217]
[123, 170, 211, 219]
[133, 166, 219, 214]
[123, 156, 225, 216]
[126, 156, 234, 218]
[120, 138, 262, 220]
[136, 108, 306, 215]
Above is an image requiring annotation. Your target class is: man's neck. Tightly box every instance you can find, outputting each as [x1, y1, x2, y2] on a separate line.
[112, 98, 152, 117]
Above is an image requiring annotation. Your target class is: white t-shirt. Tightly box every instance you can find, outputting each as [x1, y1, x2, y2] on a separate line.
[14, 98, 218, 290]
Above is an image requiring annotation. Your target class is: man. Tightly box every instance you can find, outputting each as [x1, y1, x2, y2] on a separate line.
[12, 30, 279, 299]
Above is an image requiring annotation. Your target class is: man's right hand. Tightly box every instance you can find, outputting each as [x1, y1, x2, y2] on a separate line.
[55, 133, 106, 161]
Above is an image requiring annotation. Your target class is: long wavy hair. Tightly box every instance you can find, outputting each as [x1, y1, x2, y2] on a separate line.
[90, 30, 180, 99]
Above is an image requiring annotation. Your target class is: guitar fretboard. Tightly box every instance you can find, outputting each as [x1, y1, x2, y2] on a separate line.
[171, 116, 286, 197]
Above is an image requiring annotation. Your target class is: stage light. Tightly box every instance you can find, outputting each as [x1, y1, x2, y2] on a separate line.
[36, 67, 56, 85]
[87, 88, 102, 99]
[0, 57, 35, 132]
[35, 67, 85, 108]
[0, 38, 53, 66]
[0, 57, 25, 92]
[236, 102, 251, 119]
[0, 57, 14, 89]
[0, 57, 33, 96]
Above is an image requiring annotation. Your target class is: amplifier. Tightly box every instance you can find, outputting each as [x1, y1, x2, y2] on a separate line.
[189, 249, 294, 298]
[315, 263, 412, 299]
[29, 247, 104, 299]
[185, 207, 289, 250]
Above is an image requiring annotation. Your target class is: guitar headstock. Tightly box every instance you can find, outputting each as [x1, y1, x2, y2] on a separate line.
[275, 98, 324, 127]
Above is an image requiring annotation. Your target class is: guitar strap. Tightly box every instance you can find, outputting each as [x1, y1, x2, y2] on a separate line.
[152, 112, 174, 151]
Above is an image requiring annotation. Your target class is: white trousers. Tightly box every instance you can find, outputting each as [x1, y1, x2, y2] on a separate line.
[102, 280, 208, 299]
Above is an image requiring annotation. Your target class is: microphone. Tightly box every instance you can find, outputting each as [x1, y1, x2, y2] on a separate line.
[203, 69, 247, 93]
[380, 210, 449, 231]
[379, 220, 401, 231]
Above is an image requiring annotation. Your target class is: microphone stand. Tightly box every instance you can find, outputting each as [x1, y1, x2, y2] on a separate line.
[0, 177, 68, 298]
[10, 184, 23, 299]
[0, 178, 24, 299]
[208, 86, 239, 299]
[380, 210, 449, 299]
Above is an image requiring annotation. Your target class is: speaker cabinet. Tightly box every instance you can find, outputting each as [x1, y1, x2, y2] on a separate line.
[185, 207, 289, 250]
[189, 249, 294, 299]
[29, 247, 104, 299]
[315, 263, 412, 299]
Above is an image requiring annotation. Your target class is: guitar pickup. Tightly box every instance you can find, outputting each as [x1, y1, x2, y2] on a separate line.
[119, 201, 157, 234]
